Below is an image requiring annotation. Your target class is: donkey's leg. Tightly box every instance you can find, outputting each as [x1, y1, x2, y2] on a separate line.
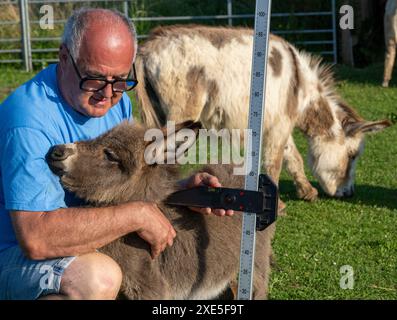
[283, 135, 318, 201]
[383, 40, 396, 88]
[167, 68, 210, 124]
[167, 102, 203, 124]
[263, 129, 290, 215]
[383, 12, 397, 87]
[383, 11, 397, 88]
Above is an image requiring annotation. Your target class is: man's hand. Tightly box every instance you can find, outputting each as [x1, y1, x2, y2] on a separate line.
[180, 172, 235, 217]
[135, 202, 176, 259]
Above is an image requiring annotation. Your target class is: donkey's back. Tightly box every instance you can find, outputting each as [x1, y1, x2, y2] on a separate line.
[136, 25, 298, 132]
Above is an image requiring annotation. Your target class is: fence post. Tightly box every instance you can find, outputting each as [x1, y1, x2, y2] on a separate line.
[19, 0, 32, 71]
[123, 1, 129, 19]
[227, 0, 233, 26]
[331, 0, 338, 64]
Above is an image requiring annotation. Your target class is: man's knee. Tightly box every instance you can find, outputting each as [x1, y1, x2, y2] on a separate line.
[60, 252, 123, 300]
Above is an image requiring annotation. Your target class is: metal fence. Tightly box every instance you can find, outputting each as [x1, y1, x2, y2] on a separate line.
[0, 0, 337, 71]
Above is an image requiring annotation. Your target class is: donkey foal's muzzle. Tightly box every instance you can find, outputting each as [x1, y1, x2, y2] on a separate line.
[46, 145, 75, 175]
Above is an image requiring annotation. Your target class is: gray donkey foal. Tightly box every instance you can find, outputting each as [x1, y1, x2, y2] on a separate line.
[47, 121, 274, 300]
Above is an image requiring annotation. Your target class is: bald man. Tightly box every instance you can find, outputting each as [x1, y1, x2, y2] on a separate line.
[0, 8, 229, 300]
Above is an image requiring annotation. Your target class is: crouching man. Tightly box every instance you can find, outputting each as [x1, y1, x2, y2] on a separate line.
[0, 8, 231, 300]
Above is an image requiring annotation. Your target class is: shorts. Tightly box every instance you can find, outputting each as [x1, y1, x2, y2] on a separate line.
[0, 244, 76, 300]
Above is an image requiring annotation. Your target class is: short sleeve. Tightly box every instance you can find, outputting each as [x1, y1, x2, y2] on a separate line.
[122, 93, 133, 122]
[1, 127, 67, 212]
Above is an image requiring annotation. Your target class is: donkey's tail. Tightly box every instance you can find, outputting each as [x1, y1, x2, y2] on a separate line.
[134, 53, 165, 128]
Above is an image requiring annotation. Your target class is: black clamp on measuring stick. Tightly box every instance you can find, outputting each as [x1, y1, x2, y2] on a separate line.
[165, 174, 278, 231]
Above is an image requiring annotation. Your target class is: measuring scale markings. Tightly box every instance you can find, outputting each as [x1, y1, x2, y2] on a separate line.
[237, 0, 272, 300]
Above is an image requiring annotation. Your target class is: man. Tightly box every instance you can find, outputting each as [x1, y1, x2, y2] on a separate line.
[0, 8, 232, 300]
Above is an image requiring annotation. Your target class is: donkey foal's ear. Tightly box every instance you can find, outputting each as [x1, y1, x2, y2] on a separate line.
[175, 121, 202, 135]
[143, 121, 202, 165]
[170, 121, 202, 163]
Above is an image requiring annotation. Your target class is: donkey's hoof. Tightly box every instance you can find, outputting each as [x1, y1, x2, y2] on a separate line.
[297, 186, 318, 202]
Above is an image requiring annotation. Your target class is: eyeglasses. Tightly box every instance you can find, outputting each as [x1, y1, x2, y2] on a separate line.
[67, 48, 138, 93]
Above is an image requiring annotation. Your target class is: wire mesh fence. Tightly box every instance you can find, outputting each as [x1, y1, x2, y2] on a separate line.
[0, 0, 337, 71]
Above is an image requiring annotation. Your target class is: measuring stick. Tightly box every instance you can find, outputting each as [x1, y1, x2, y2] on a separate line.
[237, 0, 272, 300]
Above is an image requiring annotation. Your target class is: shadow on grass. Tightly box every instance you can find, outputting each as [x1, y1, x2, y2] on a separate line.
[334, 62, 397, 91]
[334, 63, 385, 87]
[279, 179, 397, 211]
[341, 184, 397, 211]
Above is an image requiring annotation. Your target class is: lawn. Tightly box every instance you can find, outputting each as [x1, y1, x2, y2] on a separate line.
[0, 62, 396, 299]
[272, 63, 397, 299]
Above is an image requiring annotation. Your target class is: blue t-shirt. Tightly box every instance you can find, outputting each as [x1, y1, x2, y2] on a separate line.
[0, 64, 132, 252]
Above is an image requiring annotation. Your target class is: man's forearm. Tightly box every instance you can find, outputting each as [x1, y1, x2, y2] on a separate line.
[11, 202, 146, 260]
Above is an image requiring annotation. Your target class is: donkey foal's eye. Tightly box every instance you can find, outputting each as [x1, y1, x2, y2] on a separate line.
[104, 148, 120, 163]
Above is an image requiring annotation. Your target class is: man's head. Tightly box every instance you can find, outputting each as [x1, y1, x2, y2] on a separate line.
[58, 8, 137, 117]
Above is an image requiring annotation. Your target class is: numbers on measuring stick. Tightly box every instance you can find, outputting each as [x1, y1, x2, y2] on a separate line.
[238, 0, 272, 301]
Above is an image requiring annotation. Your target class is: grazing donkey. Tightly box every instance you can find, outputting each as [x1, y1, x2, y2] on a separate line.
[47, 121, 274, 300]
[135, 25, 391, 199]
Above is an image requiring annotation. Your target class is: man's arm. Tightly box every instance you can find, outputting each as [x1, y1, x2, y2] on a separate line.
[11, 201, 176, 260]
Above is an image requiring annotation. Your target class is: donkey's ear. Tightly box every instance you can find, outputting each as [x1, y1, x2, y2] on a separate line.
[144, 121, 202, 165]
[174, 121, 202, 136]
[169, 121, 202, 163]
[345, 119, 392, 136]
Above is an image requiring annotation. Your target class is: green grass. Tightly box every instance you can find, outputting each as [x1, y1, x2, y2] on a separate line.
[272, 62, 397, 299]
[0, 68, 36, 101]
[0, 62, 396, 299]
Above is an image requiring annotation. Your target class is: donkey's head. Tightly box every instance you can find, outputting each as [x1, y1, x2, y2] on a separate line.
[307, 101, 391, 198]
[46, 121, 201, 204]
